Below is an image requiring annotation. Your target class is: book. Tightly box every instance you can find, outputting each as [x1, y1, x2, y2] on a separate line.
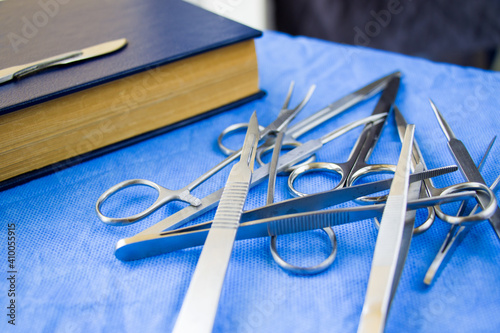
[0, 0, 263, 190]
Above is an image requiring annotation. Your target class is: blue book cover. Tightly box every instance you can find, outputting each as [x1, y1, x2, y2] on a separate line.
[0, 0, 263, 190]
[0, 0, 262, 115]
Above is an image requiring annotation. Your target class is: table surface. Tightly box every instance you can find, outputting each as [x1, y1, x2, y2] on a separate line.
[1, 31, 500, 333]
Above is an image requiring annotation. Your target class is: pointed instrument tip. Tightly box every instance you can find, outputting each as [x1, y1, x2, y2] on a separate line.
[489, 135, 497, 151]
[303, 84, 317, 103]
[244, 111, 259, 170]
[385, 75, 401, 93]
[305, 84, 317, 100]
[393, 70, 402, 78]
[393, 106, 408, 142]
[248, 110, 260, 140]
[237, 111, 259, 170]
[249, 110, 257, 122]
[385, 70, 402, 79]
[393, 106, 407, 127]
[428, 99, 445, 122]
[248, 111, 259, 133]
[428, 98, 441, 122]
[428, 99, 456, 141]
[428, 98, 438, 111]
[282, 82, 295, 110]
[393, 105, 402, 118]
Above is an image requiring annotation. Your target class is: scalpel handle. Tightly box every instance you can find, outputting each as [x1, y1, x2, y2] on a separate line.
[448, 139, 500, 239]
[0, 52, 79, 84]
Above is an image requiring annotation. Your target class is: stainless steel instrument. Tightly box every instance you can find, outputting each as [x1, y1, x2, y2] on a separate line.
[172, 112, 259, 333]
[0, 38, 127, 84]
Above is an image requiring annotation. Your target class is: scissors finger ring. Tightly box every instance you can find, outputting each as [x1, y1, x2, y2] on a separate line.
[217, 122, 265, 156]
[347, 164, 397, 204]
[256, 140, 316, 173]
[434, 182, 498, 224]
[372, 206, 435, 235]
[96, 179, 201, 226]
[270, 227, 337, 275]
[372, 184, 435, 235]
[287, 162, 344, 197]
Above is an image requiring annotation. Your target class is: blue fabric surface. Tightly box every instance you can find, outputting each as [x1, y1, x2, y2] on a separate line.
[1, 31, 500, 332]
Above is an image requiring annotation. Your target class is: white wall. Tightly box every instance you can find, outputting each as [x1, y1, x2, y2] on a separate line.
[184, 0, 274, 30]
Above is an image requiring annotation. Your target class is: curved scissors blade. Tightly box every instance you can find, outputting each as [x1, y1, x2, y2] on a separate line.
[287, 71, 402, 138]
[261, 84, 316, 137]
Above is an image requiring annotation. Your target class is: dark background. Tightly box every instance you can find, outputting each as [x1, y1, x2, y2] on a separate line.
[274, 0, 500, 69]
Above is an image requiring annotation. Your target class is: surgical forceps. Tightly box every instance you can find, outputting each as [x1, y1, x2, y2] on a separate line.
[358, 111, 495, 331]
[272, 76, 400, 273]
[217, 71, 401, 167]
[113, 165, 474, 261]
[358, 124, 416, 333]
[96, 82, 316, 225]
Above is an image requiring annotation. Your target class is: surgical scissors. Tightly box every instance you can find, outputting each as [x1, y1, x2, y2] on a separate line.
[424, 148, 499, 285]
[108, 112, 398, 261]
[429, 100, 500, 233]
[421, 99, 500, 285]
[96, 72, 399, 227]
[218, 71, 401, 168]
[264, 84, 337, 275]
[286, 76, 400, 199]
[270, 76, 400, 273]
[96, 82, 316, 225]
[386, 107, 498, 231]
